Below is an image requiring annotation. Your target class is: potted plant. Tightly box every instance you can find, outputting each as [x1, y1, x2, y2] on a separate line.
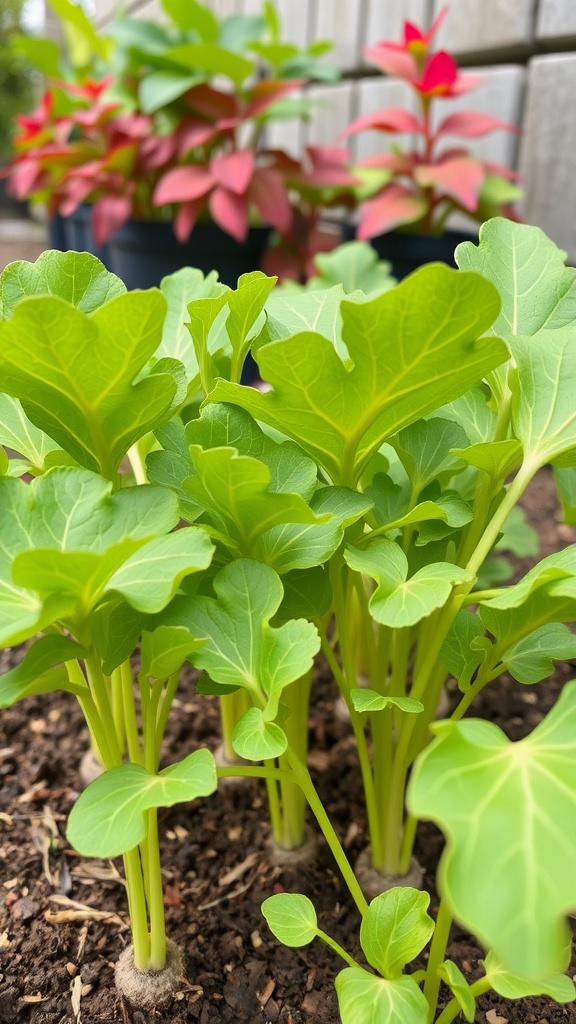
[342, 6, 523, 278]
[3, 0, 341, 287]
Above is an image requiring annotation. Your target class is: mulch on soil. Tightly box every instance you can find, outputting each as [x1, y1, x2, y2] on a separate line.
[1, 467, 575, 1024]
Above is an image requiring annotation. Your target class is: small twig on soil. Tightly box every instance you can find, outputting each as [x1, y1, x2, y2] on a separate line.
[198, 872, 258, 911]
[46, 894, 128, 928]
[218, 851, 260, 887]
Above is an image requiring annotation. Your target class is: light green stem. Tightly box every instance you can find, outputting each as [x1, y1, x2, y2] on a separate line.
[220, 689, 251, 762]
[424, 899, 453, 1022]
[111, 666, 125, 756]
[85, 651, 122, 765]
[316, 928, 363, 969]
[124, 847, 151, 969]
[121, 658, 142, 765]
[147, 809, 166, 970]
[276, 672, 312, 850]
[155, 671, 181, 765]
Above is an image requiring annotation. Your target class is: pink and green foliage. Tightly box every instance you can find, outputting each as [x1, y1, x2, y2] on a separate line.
[343, 6, 523, 238]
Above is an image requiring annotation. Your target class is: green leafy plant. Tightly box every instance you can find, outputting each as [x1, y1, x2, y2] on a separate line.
[2, 218, 576, 1019]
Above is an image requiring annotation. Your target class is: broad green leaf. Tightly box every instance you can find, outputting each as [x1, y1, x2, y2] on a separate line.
[350, 690, 424, 715]
[366, 472, 409, 528]
[232, 707, 287, 760]
[408, 680, 576, 979]
[147, 420, 198, 522]
[140, 625, 206, 680]
[0, 250, 125, 319]
[345, 539, 474, 628]
[185, 446, 328, 550]
[0, 635, 88, 708]
[311, 242, 394, 297]
[162, 0, 218, 37]
[413, 491, 473, 547]
[456, 219, 576, 339]
[161, 559, 320, 718]
[335, 968, 428, 1024]
[554, 466, 576, 525]
[0, 470, 179, 643]
[226, 272, 277, 374]
[139, 70, 205, 112]
[105, 528, 214, 613]
[219, 13, 266, 52]
[253, 487, 372, 573]
[211, 266, 506, 484]
[360, 888, 434, 979]
[502, 623, 576, 685]
[166, 43, 253, 85]
[438, 386, 497, 447]
[437, 961, 476, 1022]
[277, 567, 332, 619]
[263, 285, 352, 357]
[92, 602, 144, 675]
[508, 329, 576, 469]
[186, 291, 231, 389]
[479, 546, 576, 610]
[451, 439, 523, 483]
[440, 611, 486, 690]
[158, 267, 226, 383]
[67, 749, 217, 858]
[0, 396, 61, 471]
[391, 417, 469, 496]
[0, 291, 180, 477]
[483, 950, 576, 1003]
[261, 893, 318, 947]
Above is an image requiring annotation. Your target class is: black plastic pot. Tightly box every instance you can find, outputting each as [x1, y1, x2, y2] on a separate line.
[0, 178, 29, 220]
[107, 219, 271, 290]
[368, 228, 478, 280]
[47, 212, 68, 251]
[64, 204, 111, 268]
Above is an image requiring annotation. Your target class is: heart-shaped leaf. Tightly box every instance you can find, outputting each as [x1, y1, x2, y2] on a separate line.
[261, 893, 318, 946]
[335, 968, 428, 1024]
[0, 249, 125, 320]
[67, 749, 217, 858]
[360, 888, 434, 979]
[232, 706, 287, 760]
[409, 680, 576, 979]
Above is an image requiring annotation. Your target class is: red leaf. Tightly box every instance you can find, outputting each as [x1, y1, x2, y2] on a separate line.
[209, 187, 248, 242]
[59, 177, 96, 215]
[484, 161, 523, 182]
[153, 166, 213, 206]
[8, 159, 44, 199]
[418, 52, 458, 96]
[91, 194, 132, 245]
[363, 43, 418, 83]
[244, 79, 304, 120]
[249, 168, 292, 235]
[357, 184, 427, 239]
[211, 151, 254, 195]
[437, 111, 519, 138]
[174, 197, 206, 242]
[414, 157, 485, 210]
[176, 120, 226, 156]
[184, 84, 239, 121]
[342, 107, 423, 137]
[139, 134, 178, 170]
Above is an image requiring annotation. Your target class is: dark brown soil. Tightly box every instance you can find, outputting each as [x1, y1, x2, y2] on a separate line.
[1, 468, 575, 1024]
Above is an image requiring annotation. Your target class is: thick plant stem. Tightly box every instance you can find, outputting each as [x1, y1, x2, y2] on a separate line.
[121, 658, 143, 766]
[424, 899, 453, 1023]
[147, 809, 166, 970]
[275, 672, 312, 850]
[155, 671, 181, 765]
[124, 847, 151, 970]
[220, 689, 251, 762]
[111, 665, 126, 756]
[85, 652, 123, 765]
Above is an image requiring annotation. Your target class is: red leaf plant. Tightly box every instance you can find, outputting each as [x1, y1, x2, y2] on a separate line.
[342, 5, 522, 238]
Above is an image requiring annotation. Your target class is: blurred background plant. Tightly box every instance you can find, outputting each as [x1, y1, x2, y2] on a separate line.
[0, 0, 36, 171]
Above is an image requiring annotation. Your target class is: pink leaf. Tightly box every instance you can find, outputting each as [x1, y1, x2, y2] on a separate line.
[342, 107, 423, 137]
[414, 157, 485, 210]
[59, 177, 96, 216]
[211, 151, 254, 195]
[174, 197, 206, 242]
[153, 166, 213, 206]
[184, 84, 239, 121]
[484, 161, 523, 182]
[450, 73, 483, 96]
[91, 194, 132, 245]
[249, 168, 292, 234]
[209, 187, 248, 242]
[418, 51, 458, 96]
[176, 120, 225, 156]
[363, 43, 418, 83]
[357, 184, 427, 239]
[437, 111, 519, 138]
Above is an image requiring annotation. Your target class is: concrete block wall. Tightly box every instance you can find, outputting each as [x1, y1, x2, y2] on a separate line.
[89, 0, 576, 259]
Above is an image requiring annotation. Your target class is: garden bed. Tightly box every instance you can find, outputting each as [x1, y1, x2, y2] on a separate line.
[1, 468, 575, 1024]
